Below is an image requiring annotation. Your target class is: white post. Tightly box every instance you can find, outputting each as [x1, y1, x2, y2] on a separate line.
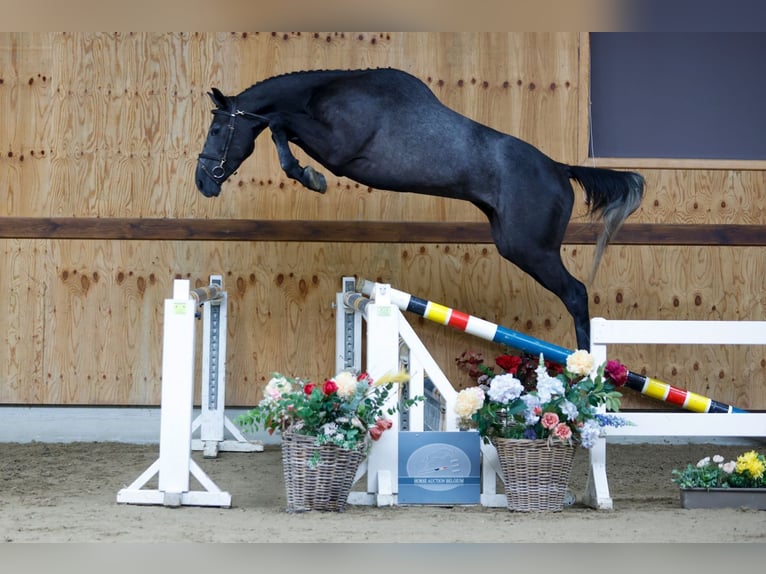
[191, 275, 262, 457]
[363, 283, 401, 506]
[582, 325, 613, 509]
[584, 317, 766, 510]
[198, 276, 226, 453]
[117, 279, 232, 508]
[336, 276, 362, 373]
[157, 280, 197, 503]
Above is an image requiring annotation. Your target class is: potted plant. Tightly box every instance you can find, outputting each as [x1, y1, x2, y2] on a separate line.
[237, 369, 421, 513]
[454, 349, 631, 512]
[671, 450, 766, 510]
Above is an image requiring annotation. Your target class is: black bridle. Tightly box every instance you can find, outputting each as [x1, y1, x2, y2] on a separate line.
[197, 108, 268, 183]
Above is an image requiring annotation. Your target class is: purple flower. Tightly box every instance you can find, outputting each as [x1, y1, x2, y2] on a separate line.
[523, 428, 538, 440]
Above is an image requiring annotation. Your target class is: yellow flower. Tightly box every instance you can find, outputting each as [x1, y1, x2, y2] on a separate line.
[736, 450, 765, 480]
[566, 349, 595, 376]
[372, 370, 410, 387]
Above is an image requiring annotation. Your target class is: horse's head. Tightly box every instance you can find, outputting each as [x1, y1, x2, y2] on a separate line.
[196, 87, 267, 198]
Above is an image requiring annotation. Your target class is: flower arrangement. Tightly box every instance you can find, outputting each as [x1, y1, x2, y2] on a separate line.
[236, 369, 422, 454]
[671, 450, 766, 489]
[456, 349, 564, 392]
[454, 349, 631, 448]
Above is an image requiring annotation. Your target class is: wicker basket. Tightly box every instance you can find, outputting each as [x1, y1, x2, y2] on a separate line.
[492, 438, 577, 512]
[280, 429, 365, 513]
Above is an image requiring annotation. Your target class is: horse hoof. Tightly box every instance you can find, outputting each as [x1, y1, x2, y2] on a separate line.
[304, 166, 327, 193]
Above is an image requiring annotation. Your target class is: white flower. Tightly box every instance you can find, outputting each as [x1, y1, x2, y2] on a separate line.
[521, 395, 541, 425]
[560, 399, 579, 421]
[712, 454, 724, 464]
[333, 370, 360, 399]
[721, 461, 736, 474]
[697, 456, 711, 468]
[487, 374, 524, 403]
[566, 350, 595, 376]
[534, 353, 548, 379]
[321, 422, 339, 437]
[261, 374, 294, 403]
[455, 387, 485, 420]
[536, 375, 565, 403]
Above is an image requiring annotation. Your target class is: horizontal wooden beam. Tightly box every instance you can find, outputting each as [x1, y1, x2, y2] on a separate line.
[0, 217, 764, 246]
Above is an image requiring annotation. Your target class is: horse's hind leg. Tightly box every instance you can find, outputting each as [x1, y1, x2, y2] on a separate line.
[269, 126, 327, 193]
[510, 249, 591, 351]
[491, 215, 592, 351]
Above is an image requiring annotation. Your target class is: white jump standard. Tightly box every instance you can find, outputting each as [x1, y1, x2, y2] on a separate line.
[190, 275, 263, 458]
[116, 278, 233, 508]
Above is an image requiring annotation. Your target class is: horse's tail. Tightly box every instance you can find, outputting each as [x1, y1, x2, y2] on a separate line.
[564, 164, 645, 284]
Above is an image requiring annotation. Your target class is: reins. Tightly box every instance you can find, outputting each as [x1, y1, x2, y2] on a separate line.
[197, 108, 268, 182]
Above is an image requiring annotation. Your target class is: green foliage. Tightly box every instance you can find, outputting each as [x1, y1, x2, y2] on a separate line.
[454, 350, 631, 449]
[236, 370, 422, 454]
[672, 451, 766, 490]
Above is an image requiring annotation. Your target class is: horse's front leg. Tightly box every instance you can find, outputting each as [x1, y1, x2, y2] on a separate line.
[269, 126, 327, 193]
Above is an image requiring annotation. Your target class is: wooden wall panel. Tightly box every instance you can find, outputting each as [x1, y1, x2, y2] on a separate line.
[1, 32, 765, 413]
[0, 239, 46, 403]
[0, 33, 53, 216]
[3, 32, 581, 221]
[3, 237, 761, 410]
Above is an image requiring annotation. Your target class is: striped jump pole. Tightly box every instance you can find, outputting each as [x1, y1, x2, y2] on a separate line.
[356, 279, 747, 414]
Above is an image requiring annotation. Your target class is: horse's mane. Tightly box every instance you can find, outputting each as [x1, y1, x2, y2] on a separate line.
[243, 67, 396, 92]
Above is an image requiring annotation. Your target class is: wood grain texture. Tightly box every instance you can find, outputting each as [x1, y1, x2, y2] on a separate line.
[1, 239, 761, 410]
[1, 32, 764, 412]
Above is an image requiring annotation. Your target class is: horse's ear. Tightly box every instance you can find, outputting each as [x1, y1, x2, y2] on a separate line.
[208, 87, 228, 108]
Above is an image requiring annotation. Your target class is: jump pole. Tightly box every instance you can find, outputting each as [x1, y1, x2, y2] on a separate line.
[190, 275, 263, 458]
[116, 279, 231, 508]
[356, 278, 748, 414]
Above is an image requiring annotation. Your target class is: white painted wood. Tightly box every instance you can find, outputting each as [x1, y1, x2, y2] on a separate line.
[405, 350, 426, 432]
[480, 442, 506, 508]
[340, 280, 499, 507]
[396, 311, 459, 431]
[116, 279, 232, 508]
[191, 276, 263, 456]
[591, 318, 766, 345]
[376, 470, 394, 507]
[157, 290, 196, 496]
[336, 276, 363, 373]
[362, 284, 401, 504]
[585, 317, 766, 510]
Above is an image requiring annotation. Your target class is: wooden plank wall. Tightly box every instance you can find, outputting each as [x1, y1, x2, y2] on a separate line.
[1, 32, 764, 411]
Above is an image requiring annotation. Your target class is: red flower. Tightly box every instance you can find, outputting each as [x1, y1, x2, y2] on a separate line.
[605, 360, 628, 387]
[322, 379, 339, 395]
[303, 382, 316, 396]
[545, 360, 564, 376]
[369, 426, 383, 441]
[495, 354, 522, 374]
[375, 418, 393, 430]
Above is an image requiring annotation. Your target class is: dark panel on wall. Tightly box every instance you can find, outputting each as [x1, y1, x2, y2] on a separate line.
[589, 33, 766, 160]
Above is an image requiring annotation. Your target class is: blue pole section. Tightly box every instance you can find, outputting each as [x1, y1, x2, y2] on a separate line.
[355, 279, 748, 414]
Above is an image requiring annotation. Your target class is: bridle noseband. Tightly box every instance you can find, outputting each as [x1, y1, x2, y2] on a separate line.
[198, 108, 268, 183]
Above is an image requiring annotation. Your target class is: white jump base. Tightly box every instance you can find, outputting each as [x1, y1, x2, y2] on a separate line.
[117, 278, 238, 508]
[338, 278, 766, 510]
[585, 317, 766, 510]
